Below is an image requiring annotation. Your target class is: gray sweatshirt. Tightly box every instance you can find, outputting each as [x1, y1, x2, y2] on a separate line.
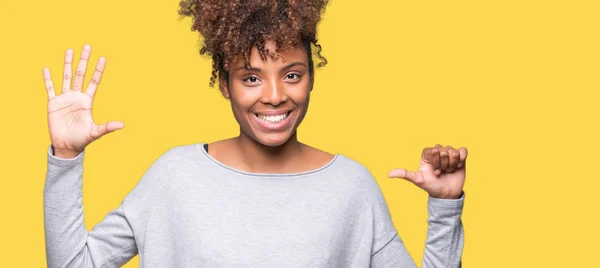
[44, 142, 465, 268]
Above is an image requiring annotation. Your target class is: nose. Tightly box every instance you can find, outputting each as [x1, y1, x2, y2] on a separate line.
[261, 79, 287, 106]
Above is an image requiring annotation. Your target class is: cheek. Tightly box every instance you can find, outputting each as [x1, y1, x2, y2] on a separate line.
[229, 91, 259, 124]
[230, 84, 260, 110]
[291, 87, 311, 108]
[231, 99, 252, 121]
[287, 78, 310, 99]
[230, 101, 253, 133]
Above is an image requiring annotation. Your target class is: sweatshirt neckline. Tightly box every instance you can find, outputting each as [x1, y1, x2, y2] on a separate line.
[196, 142, 340, 178]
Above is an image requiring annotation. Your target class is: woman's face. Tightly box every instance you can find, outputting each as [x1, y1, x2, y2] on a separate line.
[220, 40, 313, 147]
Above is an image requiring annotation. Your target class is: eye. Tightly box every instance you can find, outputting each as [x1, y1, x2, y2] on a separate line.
[285, 73, 301, 80]
[243, 76, 261, 84]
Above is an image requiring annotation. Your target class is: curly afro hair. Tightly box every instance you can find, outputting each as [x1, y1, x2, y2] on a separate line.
[178, 0, 329, 87]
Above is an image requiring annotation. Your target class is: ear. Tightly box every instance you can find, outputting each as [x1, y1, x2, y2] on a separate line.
[219, 72, 231, 99]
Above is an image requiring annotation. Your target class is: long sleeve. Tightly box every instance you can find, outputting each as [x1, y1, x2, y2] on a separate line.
[43, 145, 138, 267]
[370, 192, 465, 268]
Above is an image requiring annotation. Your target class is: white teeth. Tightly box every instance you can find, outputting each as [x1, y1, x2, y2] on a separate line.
[257, 112, 289, 123]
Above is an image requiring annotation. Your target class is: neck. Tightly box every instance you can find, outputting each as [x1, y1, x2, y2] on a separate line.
[233, 130, 304, 173]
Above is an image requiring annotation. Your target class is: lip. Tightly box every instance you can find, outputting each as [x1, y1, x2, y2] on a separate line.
[254, 109, 292, 116]
[253, 110, 293, 131]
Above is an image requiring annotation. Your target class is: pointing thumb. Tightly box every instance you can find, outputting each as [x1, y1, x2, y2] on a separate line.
[388, 168, 419, 184]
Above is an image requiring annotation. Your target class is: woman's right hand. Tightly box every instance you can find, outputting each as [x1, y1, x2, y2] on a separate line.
[44, 44, 124, 158]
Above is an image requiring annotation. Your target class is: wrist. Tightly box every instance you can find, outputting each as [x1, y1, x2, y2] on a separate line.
[430, 191, 463, 200]
[52, 145, 82, 159]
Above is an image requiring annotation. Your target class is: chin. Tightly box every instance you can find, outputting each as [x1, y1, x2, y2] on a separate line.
[253, 132, 294, 147]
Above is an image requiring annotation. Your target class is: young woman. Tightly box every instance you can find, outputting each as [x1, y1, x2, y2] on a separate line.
[43, 1, 468, 267]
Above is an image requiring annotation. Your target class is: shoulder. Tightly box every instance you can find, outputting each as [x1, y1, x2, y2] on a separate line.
[124, 143, 203, 200]
[329, 154, 394, 245]
[160, 143, 201, 161]
[123, 143, 204, 209]
[332, 154, 385, 205]
[337, 157, 393, 231]
[333, 154, 373, 179]
[135, 143, 205, 180]
[150, 143, 203, 166]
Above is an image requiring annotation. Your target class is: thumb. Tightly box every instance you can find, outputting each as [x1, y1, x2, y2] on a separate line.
[388, 168, 421, 185]
[91, 121, 125, 139]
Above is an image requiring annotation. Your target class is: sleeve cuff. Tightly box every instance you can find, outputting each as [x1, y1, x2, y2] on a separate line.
[47, 144, 85, 167]
[427, 191, 465, 209]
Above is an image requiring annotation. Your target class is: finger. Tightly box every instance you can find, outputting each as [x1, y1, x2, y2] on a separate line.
[433, 148, 442, 175]
[85, 57, 106, 98]
[424, 147, 441, 175]
[457, 147, 468, 168]
[439, 146, 449, 172]
[62, 48, 74, 93]
[91, 121, 125, 139]
[73, 44, 92, 91]
[43, 68, 56, 100]
[388, 168, 422, 185]
[447, 146, 460, 171]
[421, 148, 433, 166]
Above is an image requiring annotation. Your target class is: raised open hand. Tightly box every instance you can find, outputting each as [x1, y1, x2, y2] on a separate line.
[388, 144, 468, 199]
[44, 44, 124, 158]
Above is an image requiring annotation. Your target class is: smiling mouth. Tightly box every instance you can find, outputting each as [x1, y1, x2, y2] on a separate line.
[254, 111, 292, 124]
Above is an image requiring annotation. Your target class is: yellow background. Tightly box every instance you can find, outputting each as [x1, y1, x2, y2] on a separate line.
[1, 0, 598, 267]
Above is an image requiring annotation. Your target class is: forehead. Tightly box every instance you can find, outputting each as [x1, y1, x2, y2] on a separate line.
[234, 43, 308, 69]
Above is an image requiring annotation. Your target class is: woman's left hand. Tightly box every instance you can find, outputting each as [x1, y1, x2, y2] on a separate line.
[388, 144, 468, 199]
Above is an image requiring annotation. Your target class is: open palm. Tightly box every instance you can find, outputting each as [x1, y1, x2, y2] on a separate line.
[44, 44, 124, 156]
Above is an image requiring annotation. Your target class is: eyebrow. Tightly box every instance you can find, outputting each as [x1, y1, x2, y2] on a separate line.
[234, 62, 307, 73]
